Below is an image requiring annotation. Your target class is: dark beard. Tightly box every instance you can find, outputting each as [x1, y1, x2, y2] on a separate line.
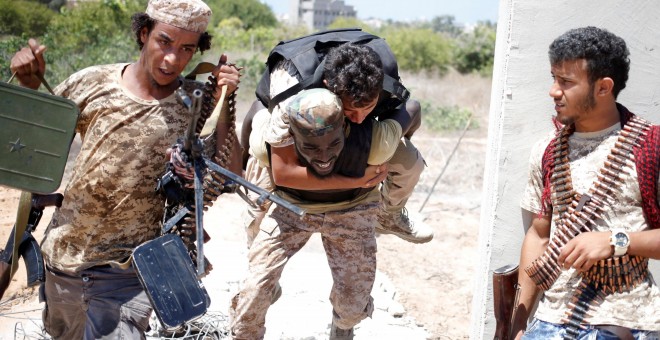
[557, 84, 596, 126]
[579, 84, 597, 113]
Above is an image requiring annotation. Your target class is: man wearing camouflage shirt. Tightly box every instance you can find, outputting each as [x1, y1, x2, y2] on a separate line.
[513, 27, 660, 339]
[231, 88, 411, 339]
[9, 0, 240, 338]
[242, 41, 432, 246]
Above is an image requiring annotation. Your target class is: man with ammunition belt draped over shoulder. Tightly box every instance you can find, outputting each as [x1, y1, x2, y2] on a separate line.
[9, 0, 240, 338]
[512, 27, 660, 339]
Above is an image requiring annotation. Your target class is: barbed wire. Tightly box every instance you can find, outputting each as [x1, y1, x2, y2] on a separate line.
[146, 312, 230, 340]
[6, 311, 230, 340]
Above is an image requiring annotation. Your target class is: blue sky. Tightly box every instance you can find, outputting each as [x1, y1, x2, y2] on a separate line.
[261, 0, 500, 25]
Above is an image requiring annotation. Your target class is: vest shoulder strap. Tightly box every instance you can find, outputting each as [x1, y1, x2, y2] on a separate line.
[256, 28, 409, 112]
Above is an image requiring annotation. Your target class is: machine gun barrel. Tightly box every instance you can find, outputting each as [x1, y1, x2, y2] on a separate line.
[204, 159, 306, 218]
[165, 86, 304, 278]
[179, 89, 204, 154]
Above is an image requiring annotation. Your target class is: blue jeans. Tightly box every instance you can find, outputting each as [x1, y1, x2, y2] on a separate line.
[522, 319, 660, 340]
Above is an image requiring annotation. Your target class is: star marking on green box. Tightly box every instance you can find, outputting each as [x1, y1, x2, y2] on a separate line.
[8, 138, 26, 153]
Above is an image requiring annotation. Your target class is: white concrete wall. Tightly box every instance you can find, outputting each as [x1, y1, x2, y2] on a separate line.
[472, 1, 660, 338]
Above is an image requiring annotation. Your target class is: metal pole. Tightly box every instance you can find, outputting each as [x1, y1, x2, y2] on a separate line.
[419, 115, 472, 213]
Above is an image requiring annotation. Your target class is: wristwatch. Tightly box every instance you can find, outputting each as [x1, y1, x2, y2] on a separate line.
[609, 229, 630, 257]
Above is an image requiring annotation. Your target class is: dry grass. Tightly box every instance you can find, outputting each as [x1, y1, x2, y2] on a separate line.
[220, 55, 494, 135]
[401, 69, 493, 137]
[402, 69, 492, 113]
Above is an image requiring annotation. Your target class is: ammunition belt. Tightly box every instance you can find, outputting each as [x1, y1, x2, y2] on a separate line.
[583, 254, 649, 295]
[563, 254, 650, 340]
[525, 116, 652, 291]
[167, 71, 239, 268]
[522, 116, 654, 339]
[199, 75, 238, 205]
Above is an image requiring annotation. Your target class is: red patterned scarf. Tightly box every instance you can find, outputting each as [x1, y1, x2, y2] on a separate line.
[540, 104, 660, 229]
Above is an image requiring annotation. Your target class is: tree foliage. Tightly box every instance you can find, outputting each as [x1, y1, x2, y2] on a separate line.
[206, 0, 278, 30]
[34, 0, 67, 11]
[429, 15, 462, 38]
[0, 36, 26, 81]
[454, 22, 496, 76]
[0, 0, 56, 37]
[211, 20, 308, 55]
[380, 27, 454, 74]
[35, 0, 142, 84]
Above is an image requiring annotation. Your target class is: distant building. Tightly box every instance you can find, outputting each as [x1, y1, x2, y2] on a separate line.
[289, 0, 357, 30]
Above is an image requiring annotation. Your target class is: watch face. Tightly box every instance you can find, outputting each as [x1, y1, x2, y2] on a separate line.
[614, 232, 629, 247]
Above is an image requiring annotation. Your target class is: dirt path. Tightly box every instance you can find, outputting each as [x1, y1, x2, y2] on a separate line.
[0, 106, 487, 339]
[0, 69, 490, 340]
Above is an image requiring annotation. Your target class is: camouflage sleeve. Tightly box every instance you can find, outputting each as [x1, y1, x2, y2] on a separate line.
[264, 68, 300, 148]
[53, 72, 88, 134]
[54, 64, 122, 135]
[520, 133, 555, 214]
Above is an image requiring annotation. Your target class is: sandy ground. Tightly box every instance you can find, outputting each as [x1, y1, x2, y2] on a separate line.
[0, 72, 489, 339]
[0, 129, 485, 340]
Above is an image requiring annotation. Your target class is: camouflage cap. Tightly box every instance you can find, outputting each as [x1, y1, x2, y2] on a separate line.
[146, 0, 211, 34]
[287, 88, 345, 137]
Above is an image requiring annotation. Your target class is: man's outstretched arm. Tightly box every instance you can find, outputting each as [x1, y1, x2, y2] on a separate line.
[269, 144, 387, 190]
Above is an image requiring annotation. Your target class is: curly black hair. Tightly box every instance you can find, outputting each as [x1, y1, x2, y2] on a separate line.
[323, 43, 383, 107]
[130, 12, 212, 53]
[549, 26, 630, 98]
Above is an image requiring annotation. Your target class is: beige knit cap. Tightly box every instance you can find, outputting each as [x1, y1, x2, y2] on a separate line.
[146, 0, 212, 33]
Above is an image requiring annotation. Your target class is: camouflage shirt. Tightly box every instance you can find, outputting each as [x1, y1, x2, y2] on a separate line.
[42, 63, 203, 274]
[521, 124, 660, 330]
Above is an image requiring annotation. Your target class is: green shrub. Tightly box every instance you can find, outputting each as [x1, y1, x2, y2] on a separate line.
[0, 36, 27, 82]
[235, 55, 265, 87]
[211, 21, 309, 55]
[0, 0, 55, 37]
[380, 27, 454, 74]
[421, 101, 475, 131]
[39, 0, 142, 85]
[454, 22, 496, 76]
[207, 0, 278, 30]
[327, 17, 371, 31]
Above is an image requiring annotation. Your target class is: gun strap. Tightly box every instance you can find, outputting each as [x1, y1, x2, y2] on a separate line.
[184, 62, 216, 80]
[8, 71, 55, 95]
[11, 192, 32, 277]
[200, 85, 228, 138]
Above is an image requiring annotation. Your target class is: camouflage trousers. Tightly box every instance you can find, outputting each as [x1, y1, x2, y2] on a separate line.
[240, 137, 425, 246]
[230, 202, 379, 339]
[241, 156, 275, 248]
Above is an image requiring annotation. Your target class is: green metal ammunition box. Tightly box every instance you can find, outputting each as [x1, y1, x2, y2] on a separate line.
[0, 81, 78, 194]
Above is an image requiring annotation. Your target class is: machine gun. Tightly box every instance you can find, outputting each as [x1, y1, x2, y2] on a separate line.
[156, 87, 305, 278]
[136, 81, 305, 331]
